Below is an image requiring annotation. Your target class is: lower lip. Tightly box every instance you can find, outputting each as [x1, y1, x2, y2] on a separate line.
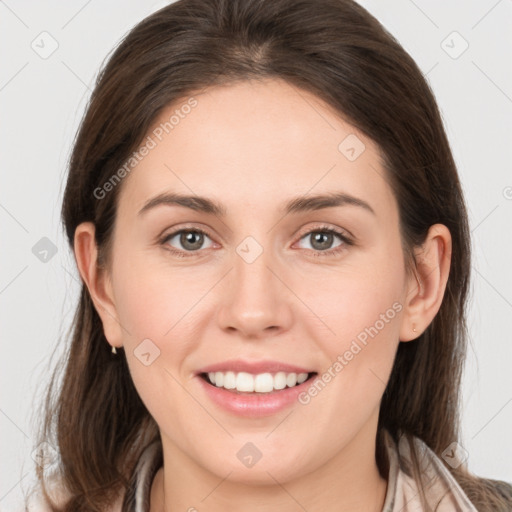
[196, 374, 315, 418]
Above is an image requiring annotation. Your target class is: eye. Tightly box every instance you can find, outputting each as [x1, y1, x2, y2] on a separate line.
[160, 228, 215, 257]
[295, 225, 353, 257]
[159, 224, 354, 259]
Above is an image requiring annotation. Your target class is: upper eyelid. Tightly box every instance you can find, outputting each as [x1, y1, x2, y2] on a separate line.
[295, 224, 351, 240]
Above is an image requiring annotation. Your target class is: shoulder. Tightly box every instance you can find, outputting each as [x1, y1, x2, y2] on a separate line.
[383, 430, 479, 511]
[23, 485, 124, 512]
[25, 494, 124, 512]
[21, 440, 161, 512]
[489, 478, 512, 500]
[22, 478, 69, 512]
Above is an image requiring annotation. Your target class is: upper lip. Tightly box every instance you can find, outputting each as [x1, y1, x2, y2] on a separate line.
[195, 359, 315, 375]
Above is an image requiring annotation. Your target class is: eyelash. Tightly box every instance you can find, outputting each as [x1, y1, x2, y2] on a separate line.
[158, 224, 354, 259]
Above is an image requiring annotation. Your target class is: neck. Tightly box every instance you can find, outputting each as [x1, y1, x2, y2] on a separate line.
[150, 417, 388, 512]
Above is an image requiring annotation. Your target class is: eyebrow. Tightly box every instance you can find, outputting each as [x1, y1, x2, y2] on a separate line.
[137, 191, 376, 218]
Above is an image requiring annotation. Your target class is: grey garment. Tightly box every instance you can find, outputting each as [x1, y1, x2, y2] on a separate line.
[127, 430, 481, 512]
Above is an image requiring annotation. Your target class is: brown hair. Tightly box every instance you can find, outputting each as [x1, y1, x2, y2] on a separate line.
[29, 0, 512, 510]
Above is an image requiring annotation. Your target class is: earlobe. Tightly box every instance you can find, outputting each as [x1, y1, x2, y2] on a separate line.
[399, 223, 452, 342]
[73, 222, 123, 350]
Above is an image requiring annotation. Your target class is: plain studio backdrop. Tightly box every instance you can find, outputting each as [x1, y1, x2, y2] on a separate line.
[1, 0, 511, 509]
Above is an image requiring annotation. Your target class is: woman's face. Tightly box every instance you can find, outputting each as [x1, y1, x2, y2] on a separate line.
[100, 78, 414, 483]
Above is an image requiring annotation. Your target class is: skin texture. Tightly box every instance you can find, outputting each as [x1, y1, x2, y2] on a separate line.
[74, 78, 452, 512]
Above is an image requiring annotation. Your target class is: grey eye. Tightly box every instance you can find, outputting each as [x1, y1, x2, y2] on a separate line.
[164, 230, 214, 252]
[298, 230, 344, 251]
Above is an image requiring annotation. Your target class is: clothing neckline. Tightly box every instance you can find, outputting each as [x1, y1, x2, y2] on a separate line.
[127, 429, 478, 512]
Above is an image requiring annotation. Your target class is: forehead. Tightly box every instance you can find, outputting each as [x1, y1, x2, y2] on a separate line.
[117, 78, 396, 221]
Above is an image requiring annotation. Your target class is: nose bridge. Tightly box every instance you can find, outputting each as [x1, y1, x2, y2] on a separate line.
[235, 236, 272, 294]
[233, 234, 278, 307]
[217, 232, 292, 335]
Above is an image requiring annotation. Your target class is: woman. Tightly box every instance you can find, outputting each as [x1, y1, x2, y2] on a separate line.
[27, 0, 512, 510]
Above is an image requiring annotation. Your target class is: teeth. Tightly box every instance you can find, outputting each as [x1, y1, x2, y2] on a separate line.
[237, 372, 255, 392]
[205, 371, 310, 393]
[297, 372, 308, 384]
[223, 371, 236, 389]
[274, 371, 287, 390]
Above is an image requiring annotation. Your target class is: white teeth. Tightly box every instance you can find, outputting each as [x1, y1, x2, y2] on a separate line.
[236, 372, 254, 392]
[223, 371, 236, 389]
[297, 372, 308, 384]
[205, 371, 310, 392]
[274, 372, 287, 390]
[286, 373, 297, 387]
[254, 373, 274, 393]
[214, 371, 224, 387]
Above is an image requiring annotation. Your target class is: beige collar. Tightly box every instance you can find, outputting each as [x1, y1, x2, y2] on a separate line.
[380, 429, 478, 511]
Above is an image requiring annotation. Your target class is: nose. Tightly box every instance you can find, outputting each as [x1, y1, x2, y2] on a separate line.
[217, 242, 293, 339]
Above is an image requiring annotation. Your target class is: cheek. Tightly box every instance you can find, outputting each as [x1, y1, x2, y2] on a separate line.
[304, 247, 405, 395]
[112, 258, 207, 442]
[294, 295, 402, 444]
[112, 252, 215, 346]
[310, 249, 404, 339]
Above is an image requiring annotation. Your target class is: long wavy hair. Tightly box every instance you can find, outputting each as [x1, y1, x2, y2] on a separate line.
[29, 0, 512, 510]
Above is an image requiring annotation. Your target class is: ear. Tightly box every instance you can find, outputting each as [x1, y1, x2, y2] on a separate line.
[399, 223, 452, 342]
[73, 222, 123, 350]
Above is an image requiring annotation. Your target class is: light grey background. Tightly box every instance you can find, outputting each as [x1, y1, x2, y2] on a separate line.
[1, 0, 511, 509]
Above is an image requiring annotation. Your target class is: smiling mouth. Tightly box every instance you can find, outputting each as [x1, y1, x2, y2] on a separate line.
[199, 371, 318, 394]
